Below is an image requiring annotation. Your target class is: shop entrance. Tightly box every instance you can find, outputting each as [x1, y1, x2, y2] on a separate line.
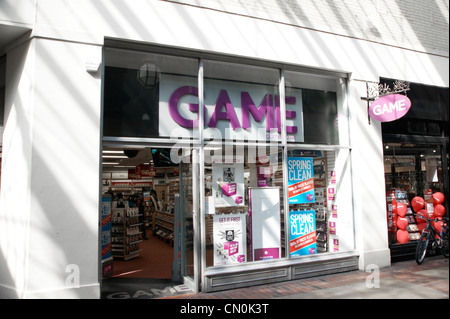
[100, 146, 197, 298]
[383, 139, 449, 261]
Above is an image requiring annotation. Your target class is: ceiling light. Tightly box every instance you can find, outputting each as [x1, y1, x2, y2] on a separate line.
[102, 155, 128, 159]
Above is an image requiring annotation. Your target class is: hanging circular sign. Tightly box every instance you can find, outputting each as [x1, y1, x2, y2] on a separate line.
[369, 94, 411, 122]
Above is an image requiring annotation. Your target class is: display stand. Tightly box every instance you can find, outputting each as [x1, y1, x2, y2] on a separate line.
[400, 198, 421, 241]
[101, 195, 113, 278]
[111, 207, 143, 260]
[154, 210, 174, 246]
[172, 194, 182, 283]
[315, 208, 328, 252]
[249, 187, 281, 261]
[388, 189, 421, 244]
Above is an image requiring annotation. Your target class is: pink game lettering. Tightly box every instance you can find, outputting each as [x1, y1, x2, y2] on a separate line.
[369, 94, 411, 122]
[168, 86, 297, 133]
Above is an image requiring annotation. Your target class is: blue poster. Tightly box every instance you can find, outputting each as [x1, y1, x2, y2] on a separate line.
[289, 210, 316, 256]
[287, 157, 315, 204]
[101, 196, 112, 260]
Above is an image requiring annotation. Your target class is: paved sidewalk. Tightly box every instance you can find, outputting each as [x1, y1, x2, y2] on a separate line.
[165, 256, 448, 299]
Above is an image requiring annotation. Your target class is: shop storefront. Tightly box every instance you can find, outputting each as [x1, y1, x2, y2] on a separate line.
[100, 42, 358, 292]
[1, 1, 448, 299]
[380, 79, 449, 261]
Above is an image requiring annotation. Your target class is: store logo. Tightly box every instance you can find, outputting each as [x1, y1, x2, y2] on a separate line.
[168, 86, 298, 133]
[369, 94, 411, 122]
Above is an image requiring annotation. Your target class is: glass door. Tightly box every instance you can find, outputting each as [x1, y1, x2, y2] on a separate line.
[177, 149, 201, 292]
[384, 142, 448, 246]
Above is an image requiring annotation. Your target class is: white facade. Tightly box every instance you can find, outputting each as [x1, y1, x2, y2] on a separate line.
[0, 0, 448, 298]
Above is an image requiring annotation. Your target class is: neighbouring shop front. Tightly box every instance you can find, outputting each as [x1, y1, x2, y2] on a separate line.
[379, 79, 449, 261]
[100, 41, 358, 293]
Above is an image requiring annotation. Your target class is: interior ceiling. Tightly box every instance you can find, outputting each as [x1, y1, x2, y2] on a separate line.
[102, 147, 153, 170]
[118, 148, 152, 166]
[384, 143, 441, 157]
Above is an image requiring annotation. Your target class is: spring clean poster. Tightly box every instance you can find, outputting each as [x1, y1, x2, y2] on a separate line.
[287, 157, 315, 204]
[289, 210, 316, 256]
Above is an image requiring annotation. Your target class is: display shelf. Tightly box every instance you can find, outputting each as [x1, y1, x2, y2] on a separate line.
[388, 190, 421, 244]
[154, 210, 175, 246]
[111, 206, 143, 260]
[404, 203, 421, 241]
[288, 155, 330, 254]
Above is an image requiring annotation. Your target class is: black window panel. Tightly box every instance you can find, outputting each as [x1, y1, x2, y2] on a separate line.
[380, 78, 449, 122]
[103, 66, 159, 138]
[302, 89, 338, 145]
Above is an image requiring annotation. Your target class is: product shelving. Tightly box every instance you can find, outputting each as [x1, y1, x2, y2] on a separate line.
[396, 197, 421, 241]
[154, 210, 175, 245]
[111, 206, 143, 260]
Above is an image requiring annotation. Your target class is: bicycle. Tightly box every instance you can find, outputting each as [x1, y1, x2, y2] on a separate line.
[414, 214, 448, 265]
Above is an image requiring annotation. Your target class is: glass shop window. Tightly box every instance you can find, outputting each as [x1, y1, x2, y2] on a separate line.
[204, 144, 285, 267]
[284, 70, 345, 145]
[202, 59, 282, 143]
[103, 48, 198, 139]
[286, 149, 354, 256]
[203, 60, 284, 268]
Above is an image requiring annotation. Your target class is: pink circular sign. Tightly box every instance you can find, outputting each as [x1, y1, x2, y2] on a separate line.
[369, 94, 411, 122]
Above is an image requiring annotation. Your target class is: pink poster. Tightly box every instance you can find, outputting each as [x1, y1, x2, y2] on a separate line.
[212, 159, 244, 207]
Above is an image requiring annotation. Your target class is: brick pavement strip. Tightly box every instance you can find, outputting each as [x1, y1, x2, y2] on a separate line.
[166, 256, 448, 299]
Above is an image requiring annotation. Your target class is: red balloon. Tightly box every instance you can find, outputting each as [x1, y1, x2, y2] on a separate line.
[434, 204, 445, 217]
[416, 209, 429, 223]
[396, 229, 409, 243]
[434, 219, 444, 234]
[417, 222, 427, 234]
[396, 202, 407, 217]
[396, 216, 409, 230]
[432, 192, 445, 205]
[411, 196, 425, 212]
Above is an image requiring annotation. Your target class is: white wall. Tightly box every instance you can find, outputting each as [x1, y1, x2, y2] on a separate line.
[29, 0, 448, 85]
[349, 80, 391, 269]
[0, 39, 34, 299]
[167, 0, 450, 57]
[0, 0, 36, 26]
[0, 38, 102, 298]
[2, 1, 448, 85]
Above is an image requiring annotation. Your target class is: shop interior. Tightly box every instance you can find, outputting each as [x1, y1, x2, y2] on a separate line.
[101, 147, 181, 280]
[383, 141, 448, 259]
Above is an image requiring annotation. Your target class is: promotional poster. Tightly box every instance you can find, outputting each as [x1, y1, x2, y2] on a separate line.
[213, 213, 247, 265]
[212, 159, 245, 207]
[101, 196, 112, 260]
[287, 157, 315, 204]
[289, 210, 317, 256]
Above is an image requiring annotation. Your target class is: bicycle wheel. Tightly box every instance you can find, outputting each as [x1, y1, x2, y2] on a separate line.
[441, 229, 449, 258]
[416, 231, 429, 264]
